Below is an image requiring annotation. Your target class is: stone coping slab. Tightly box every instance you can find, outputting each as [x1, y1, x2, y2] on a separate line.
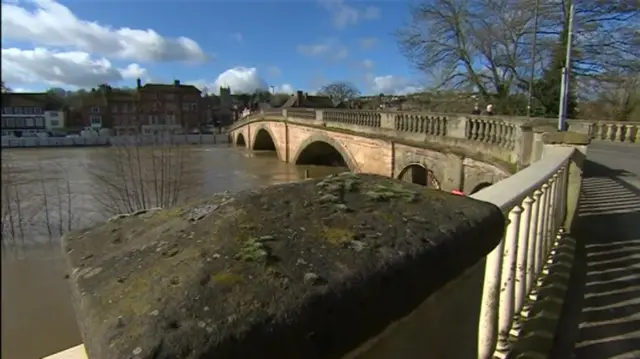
[63, 173, 504, 359]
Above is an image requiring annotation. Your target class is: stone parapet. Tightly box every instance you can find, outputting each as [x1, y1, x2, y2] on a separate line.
[63, 174, 504, 359]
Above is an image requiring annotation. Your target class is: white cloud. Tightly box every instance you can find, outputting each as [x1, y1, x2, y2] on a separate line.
[231, 32, 243, 42]
[297, 44, 331, 56]
[297, 40, 349, 61]
[268, 66, 282, 77]
[319, 0, 380, 29]
[361, 59, 375, 70]
[1, 47, 147, 88]
[273, 84, 294, 94]
[189, 67, 294, 95]
[213, 67, 267, 94]
[119, 63, 148, 80]
[359, 37, 378, 50]
[2, 0, 208, 63]
[368, 74, 422, 95]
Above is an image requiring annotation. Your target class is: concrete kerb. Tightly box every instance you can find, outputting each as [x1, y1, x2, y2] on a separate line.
[507, 235, 578, 359]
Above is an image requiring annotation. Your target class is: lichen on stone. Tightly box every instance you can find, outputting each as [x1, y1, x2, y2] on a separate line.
[234, 237, 270, 262]
[61, 173, 505, 359]
[365, 183, 419, 202]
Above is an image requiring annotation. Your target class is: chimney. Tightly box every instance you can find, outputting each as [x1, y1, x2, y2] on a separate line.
[136, 78, 142, 89]
[174, 79, 180, 86]
[297, 91, 304, 103]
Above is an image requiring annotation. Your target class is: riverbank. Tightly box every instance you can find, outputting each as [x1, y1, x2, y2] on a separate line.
[1, 134, 230, 149]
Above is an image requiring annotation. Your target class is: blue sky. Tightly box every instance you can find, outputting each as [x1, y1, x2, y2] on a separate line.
[1, 0, 422, 95]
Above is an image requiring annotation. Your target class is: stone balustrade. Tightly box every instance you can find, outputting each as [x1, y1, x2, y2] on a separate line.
[471, 133, 588, 358]
[245, 109, 535, 168]
[589, 121, 640, 143]
[252, 108, 640, 147]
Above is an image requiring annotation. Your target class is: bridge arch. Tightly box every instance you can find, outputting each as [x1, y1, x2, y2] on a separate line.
[398, 163, 441, 189]
[250, 125, 282, 160]
[291, 134, 359, 171]
[469, 182, 493, 195]
[235, 133, 247, 147]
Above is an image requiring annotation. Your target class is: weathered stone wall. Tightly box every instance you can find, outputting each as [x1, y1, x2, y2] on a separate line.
[63, 174, 505, 359]
[462, 158, 511, 194]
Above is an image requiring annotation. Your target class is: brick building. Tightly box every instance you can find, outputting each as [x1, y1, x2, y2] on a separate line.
[79, 79, 204, 135]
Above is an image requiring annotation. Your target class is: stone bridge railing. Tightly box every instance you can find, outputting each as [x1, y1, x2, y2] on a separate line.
[240, 108, 533, 168]
[470, 134, 587, 358]
[255, 108, 640, 144]
[238, 109, 638, 170]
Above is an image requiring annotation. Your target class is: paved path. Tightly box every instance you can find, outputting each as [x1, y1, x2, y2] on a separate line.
[551, 141, 640, 359]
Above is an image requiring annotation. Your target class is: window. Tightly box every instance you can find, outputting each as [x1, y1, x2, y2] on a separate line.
[49, 111, 59, 117]
[50, 119, 60, 127]
[148, 115, 159, 125]
[25, 118, 34, 127]
[24, 107, 33, 114]
[35, 117, 44, 127]
[6, 118, 15, 128]
[190, 103, 198, 111]
[14, 107, 23, 114]
[166, 102, 176, 111]
[90, 115, 102, 126]
[34, 107, 43, 114]
[111, 105, 118, 113]
[165, 94, 175, 101]
[16, 118, 25, 128]
[2, 107, 11, 114]
[91, 106, 100, 113]
[165, 115, 175, 125]
[182, 102, 190, 111]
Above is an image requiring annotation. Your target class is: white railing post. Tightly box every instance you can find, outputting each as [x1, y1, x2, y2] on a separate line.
[525, 190, 542, 295]
[495, 205, 522, 357]
[535, 183, 550, 285]
[477, 238, 506, 359]
[511, 195, 534, 336]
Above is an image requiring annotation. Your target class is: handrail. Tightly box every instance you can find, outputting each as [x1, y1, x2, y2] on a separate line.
[470, 147, 574, 210]
[470, 146, 575, 358]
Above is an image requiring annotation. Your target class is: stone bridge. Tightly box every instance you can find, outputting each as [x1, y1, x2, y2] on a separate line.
[48, 109, 639, 359]
[229, 109, 526, 194]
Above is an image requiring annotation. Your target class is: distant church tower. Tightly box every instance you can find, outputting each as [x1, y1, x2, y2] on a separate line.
[220, 86, 232, 108]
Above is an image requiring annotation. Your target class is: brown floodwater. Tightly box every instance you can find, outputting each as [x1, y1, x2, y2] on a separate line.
[1, 145, 345, 359]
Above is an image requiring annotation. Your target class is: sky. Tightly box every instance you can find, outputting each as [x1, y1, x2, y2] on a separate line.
[1, 0, 424, 95]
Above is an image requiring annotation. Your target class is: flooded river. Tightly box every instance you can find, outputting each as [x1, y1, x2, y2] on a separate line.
[1, 144, 345, 359]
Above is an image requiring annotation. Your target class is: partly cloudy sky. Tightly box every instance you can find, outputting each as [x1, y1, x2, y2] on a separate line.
[1, 0, 423, 95]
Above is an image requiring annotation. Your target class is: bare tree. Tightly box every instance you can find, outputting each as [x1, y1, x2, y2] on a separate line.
[1, 154, 75, 244]
[318, 82, 361, 104]
[1, 81, 11, 93]
[581, 73, 640, 121]
[87, 132, 200, 216]
[397, 0, 640, 109]
[397, 0, 535, 100]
